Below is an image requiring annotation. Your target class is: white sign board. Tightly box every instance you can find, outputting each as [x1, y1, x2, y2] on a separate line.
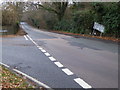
[93, 22, 105, 33]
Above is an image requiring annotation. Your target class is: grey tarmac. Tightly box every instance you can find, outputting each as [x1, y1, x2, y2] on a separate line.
[1, 23, 118, 88]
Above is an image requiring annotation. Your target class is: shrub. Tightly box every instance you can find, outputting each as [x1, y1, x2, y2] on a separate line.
[73, 10, 94, 34]
[54, 19, 74, 32]
[102, 3, 120, 37]
[92, 2, 120, 37]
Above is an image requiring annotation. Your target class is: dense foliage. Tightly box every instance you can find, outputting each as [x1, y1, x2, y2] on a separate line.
[25, 2, 120, 38]
[92, 2, 120, 37]
[54, 2, 120, 38]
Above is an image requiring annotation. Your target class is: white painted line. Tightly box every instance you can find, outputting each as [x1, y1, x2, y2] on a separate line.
[32, 40, 35, 43]
[24, 35, 28, 40]
[62, 68, 74, 75]
[27, 35, 34, 43]
[26, 35, 33, 41]
[44, 52, 50, 56]
[0, 62, 10, 68]
[33, 41, 38, 46]
[48, 57, 56, 61]
[13, 69, 52, 89]
[74, 78, 92, 89]
[54, 62, 63, 68]
[31, 40, 38, 46]
[37, 46, 40, 48]
[41, 49, 46, 53]
[26, 35, 38, 46]
[38, 47, 43, 50]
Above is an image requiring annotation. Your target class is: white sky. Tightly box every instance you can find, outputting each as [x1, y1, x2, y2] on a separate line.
[0, 0, 119, 3]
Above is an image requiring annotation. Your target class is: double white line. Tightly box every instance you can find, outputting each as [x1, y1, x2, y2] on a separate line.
[24, 35, 28, 40]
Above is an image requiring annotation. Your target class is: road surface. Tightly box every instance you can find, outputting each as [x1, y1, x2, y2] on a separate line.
[1, 22, 118, 88]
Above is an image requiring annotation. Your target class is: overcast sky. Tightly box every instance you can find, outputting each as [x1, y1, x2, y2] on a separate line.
[0, 0, 119, 4]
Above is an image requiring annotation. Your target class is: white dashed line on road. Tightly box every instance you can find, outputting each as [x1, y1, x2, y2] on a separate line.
[33, 41, 38, 46]
[54, 62, 63, 68]
[74, 78, 92, 89]
[62, 68, 74, 75]
[24, 35, 28, 40]
[41, 49, 46, 53]
[48, 57, 56, 61]
[44, 52, 50, 56]
[38, 47, 43, 50]
[37, 46, 40, 48]
[26, 35, 33, 41]
[25, 34, 92, 89]
[26, 35, 38, 46]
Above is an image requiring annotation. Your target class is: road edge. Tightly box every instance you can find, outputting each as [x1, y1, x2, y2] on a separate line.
[0, 62, 53, 90]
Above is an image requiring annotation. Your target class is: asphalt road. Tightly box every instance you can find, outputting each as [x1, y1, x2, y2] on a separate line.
[1, 22, 118, 88]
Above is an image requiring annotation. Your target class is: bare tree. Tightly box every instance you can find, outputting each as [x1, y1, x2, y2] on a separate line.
[34, 2, 68, 21]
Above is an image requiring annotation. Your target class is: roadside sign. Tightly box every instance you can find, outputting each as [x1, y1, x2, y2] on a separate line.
[93, 22, 105, 33]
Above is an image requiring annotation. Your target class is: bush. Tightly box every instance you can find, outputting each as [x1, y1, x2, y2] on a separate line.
[92, 2, 120, 37]
[102, 3, 120, 37]
[14, 21, 20, 34]
[54, 20, 71, 31]
[73, 10, 94, 34]
[26, 2, 119, 38]
[54, 10, 94, 34]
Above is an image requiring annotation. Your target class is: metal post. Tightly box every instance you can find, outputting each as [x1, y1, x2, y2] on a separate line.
[92, 29, 95, 35]
[100, 32, 102, 37]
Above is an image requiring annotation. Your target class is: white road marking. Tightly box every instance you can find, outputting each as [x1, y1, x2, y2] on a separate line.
[44, 52, 50, 56]
[41, 49, 46, 53]
[22, 26, 93, 89]
[24, 35, 28, 40]
[26, 34, 92, 89]
[38, 47, 43, 50]
[74, 78, 92, 89]
[62, 68, 74, 75]
[26, 35, 38, 46]
[0, 62, 10, 68]
[37, 46, 40, 48]
[13, 69, 52, 89]
[48, 57, 56, 61]
[26, 35, 33, 41]
[54, 62, 63, 68]
[33, 42, 38, 46]
[0, 62, 53, 89]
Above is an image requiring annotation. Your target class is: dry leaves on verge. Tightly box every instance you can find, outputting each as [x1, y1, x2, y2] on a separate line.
[0, 65, 34, 88]
[52, 31, 119, 42]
